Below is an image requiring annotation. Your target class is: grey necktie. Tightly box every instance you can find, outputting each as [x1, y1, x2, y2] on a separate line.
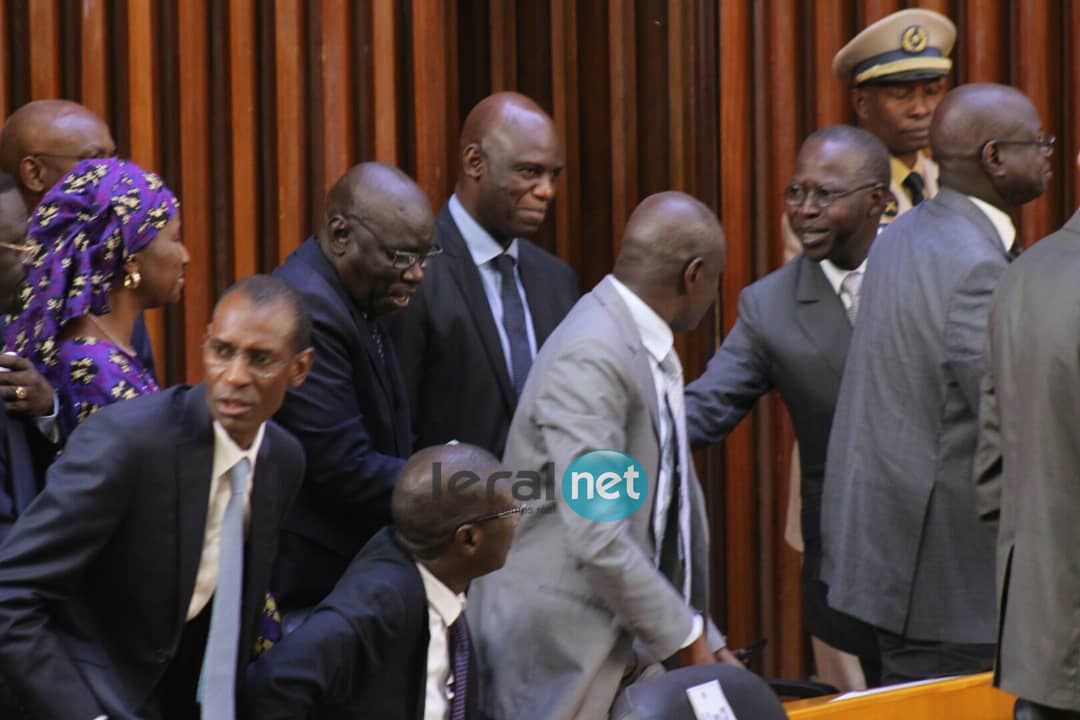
[840, 271, 863, 325]
[656, 350, 690, 598]
[197, 457, 251, 719]
[492, 253, 532, 396]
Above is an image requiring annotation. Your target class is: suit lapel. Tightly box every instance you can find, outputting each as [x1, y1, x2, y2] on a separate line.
[239, 431, 280, 662]
[438, 208, 516, 412]
[175, 384, 215, 629]
[794, 256, 851, 380]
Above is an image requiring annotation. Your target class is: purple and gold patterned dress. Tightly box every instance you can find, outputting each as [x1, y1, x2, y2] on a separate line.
[57, 337, 160, 436]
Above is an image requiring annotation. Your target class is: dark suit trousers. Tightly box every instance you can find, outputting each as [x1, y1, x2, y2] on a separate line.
[143, 603, 212, 720]
[875, 627, 994, 685]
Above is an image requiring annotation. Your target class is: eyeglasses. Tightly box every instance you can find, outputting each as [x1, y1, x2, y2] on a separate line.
[202, 338, 289, 379]
[783, 182, 882, 209]
[26, 148, 117, 163]
[337, 213, 443, 270]
[453, 506, 525, 535]
[983, 134, 1055, 155]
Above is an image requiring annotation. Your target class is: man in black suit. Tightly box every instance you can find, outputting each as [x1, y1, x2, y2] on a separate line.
[684, 125, 889, 688]
[388, 92, 578, 457]
[247, 442, 519, 719]
[272, 162, 436, 614]
[0, 275, 314, 719]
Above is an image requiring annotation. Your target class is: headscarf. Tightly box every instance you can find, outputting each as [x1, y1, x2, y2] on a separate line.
[4, 157, 179, 373]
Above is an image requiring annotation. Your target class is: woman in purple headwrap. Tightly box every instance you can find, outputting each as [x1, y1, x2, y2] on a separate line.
[4, 157, 188, 439]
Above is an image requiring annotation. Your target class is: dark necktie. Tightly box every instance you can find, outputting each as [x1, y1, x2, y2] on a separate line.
[657, 351, 688, 597]
[368, 320, 386, 363]
[1008, 239, 1023, 259]
[902, 171, 926, 206]
[492, 254, 532, 396]
[447, 615, 470, 720]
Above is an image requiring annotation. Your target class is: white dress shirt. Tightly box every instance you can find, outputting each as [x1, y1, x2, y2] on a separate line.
[819, 258, 868, 315]
[966, 194, 1017, 253]
[447, 194, 539, 379]
[608, 275, 703, 649]
[416, 561, 466, 720]
[185, 421, 265, 620]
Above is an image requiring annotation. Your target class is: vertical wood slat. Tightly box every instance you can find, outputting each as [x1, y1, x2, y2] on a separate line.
[372, 0, 400, 166]
[124, 0, 165, 369]
[27, 0, 60, 99]
[666, 0, 690, 193]
[549, 0, 579, 265]
[317, 0, 354, 201]
[410, 0, 454, 206]
[1070, 1, 1080, 212]
[1015, 0, 1058, 248]
[274, 0, 307, 260]
[177, 0, 211, 382]
[858, 0, 903, 24]
[80, 0, 108, 118]
[229, 0, 259, 282]
[718, 0, 756, 651]
[812, 0, 853, 128]
[608, 0, 636, 247]
[0, 0, 9, 119]
[490, 0, 517, 91]
[962, 0, 1007, 83]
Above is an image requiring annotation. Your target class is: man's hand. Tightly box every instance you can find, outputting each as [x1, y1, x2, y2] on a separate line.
[665, 634, 715, 669]
[0, 354, 55, 417]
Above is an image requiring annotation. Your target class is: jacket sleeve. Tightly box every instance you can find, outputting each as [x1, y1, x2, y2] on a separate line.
[944, 257, 1005, 414]
[684, 288, 773, 450]
[0, 413, 133, 719]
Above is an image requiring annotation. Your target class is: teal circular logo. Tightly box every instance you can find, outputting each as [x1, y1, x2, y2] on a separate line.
[562, 450, 648, 521]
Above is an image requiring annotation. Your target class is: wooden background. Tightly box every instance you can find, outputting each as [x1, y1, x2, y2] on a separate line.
[2, 0, 1077, 678]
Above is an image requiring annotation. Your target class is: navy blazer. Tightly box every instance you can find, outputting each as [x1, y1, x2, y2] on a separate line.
[246, 527, 480, 720]
[387, 205, 579, 456]
[0, 384, 304, 720]
[273, 239, 412, 598]
[0, 397, 45, 544]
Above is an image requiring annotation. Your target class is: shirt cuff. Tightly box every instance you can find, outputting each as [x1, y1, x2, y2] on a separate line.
[33, 395, 60, 444]
[679, 614, 704, 649]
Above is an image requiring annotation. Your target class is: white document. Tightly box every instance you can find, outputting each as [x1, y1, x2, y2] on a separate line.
[685, 678, 738, 719]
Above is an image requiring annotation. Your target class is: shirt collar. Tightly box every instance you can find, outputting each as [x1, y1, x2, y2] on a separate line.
[608, 275, 674, 364]
[818, 257, 868, 297]
[448, 193, 520, 266]
[965, 195, 1016, 253]
[416, 561, 465, 626]
[890, 151, 933, 187]
[212, 421, 265, 481]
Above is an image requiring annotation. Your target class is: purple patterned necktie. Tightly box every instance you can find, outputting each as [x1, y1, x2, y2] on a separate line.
[447, 615, 470, 720]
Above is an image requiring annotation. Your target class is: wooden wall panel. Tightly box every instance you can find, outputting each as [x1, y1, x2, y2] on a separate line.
[0, 0, 1076, 680]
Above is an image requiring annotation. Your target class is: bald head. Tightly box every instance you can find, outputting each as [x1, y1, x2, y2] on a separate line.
[614, 192, 725, 333]
[456, 92, 563, 243]
[321, 162, 435, 317]
[0, 100, 115, 209]
[392, 443, 508, 559]
[931, 83, 1051, 208]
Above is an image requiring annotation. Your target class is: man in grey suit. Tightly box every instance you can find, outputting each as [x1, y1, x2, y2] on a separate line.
[468, 192, 736, 720]
[822, 83, 1053, 683]
[684, 125, 889, 690]
[975, 173, 1080, 720]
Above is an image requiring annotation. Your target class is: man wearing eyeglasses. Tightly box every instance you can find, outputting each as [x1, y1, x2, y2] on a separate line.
[271, 162, 437, 618]
[387, 92, 579, 458]
[684, 125, 888, 691]
[821, 83, 1053, 684]
[248, 442, 518, 719]
[0, 99, 156, 424]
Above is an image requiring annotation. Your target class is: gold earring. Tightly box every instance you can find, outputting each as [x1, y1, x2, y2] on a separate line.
[123, 269, 142, 289]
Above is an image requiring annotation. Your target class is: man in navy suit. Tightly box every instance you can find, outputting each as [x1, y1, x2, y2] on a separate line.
[0, 275, 315, 719]
[248, 442, 519, 719]
[388, 92, 578, 457]
[684, 126, 889, 689]
[272, 163, 437, 614]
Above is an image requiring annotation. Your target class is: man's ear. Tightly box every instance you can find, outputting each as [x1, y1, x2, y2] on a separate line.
[326, 215, 351, 255]
[851, 87, 870, 122]
[683, 256, 706, 294]
[288, 347, 316, 388]
[980, 140, 1004, 178]
[19, 156, 46, 194]
[462, 144, 485, 181]
[866, 186, 888, 218]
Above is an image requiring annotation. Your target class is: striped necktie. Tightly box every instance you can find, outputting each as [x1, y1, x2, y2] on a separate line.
[447, 614, 470, 720]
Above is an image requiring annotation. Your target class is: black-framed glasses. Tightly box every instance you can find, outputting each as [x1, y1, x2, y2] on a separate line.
[982, 134, 1055, 156]
[337, 212, 444, 269]
[202, 338, 290, 379]
[453, 506, 525, 535]
[783, 182, 882, 209]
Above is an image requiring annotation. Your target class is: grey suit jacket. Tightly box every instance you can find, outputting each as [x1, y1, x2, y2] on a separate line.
[974, 209, 1080, 710]
[822, 187, 1008, 643]
[685, 254, 850, 558]
[467, 276, 717, 720]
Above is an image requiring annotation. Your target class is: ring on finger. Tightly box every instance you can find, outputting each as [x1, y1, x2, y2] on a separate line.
[13, 386, 26, 401]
